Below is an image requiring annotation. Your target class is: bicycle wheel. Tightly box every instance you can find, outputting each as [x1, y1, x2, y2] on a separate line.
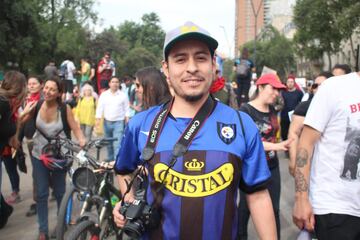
[66, 220, 100, 240]
[56, 185, 87, 240]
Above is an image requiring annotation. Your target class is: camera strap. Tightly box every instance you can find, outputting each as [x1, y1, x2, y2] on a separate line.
[142, 95, 216, 161]
[121, 96, 216, 206]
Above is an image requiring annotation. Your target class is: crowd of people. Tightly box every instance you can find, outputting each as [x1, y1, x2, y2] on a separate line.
[0, 21, 359, 240]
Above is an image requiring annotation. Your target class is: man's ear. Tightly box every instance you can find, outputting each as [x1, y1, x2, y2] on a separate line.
[212, 56, 217, 75]
[162, 60, 169, 80]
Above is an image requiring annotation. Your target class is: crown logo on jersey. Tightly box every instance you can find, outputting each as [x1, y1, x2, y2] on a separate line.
[184, 159, 204, 171]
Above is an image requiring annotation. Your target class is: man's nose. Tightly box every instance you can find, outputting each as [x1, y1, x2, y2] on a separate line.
[186, 57, 198, 74]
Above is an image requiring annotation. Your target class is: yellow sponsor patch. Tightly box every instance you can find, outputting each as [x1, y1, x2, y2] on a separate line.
[154, 163, 234, 197]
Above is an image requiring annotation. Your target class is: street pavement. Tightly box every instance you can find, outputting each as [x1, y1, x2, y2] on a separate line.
[0, 150, 299, 240]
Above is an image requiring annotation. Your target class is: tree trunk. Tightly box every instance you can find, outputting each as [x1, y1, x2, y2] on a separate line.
[327, 52, 332, 71]
[50, 0, 56, 58]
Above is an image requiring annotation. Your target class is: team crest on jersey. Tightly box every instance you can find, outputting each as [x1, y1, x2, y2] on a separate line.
[217, 122, 236, 144]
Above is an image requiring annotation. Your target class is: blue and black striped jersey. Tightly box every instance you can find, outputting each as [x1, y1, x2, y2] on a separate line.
[115, 102, 270, 240]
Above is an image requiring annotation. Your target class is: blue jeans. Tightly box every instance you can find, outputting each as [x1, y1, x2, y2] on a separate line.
[2, 155, 20, 192]
[103, 119, 124, 161]
[32, 157, 66, 234]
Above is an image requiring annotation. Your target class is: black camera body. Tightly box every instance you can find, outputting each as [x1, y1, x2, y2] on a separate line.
[120, 199, 160, 238]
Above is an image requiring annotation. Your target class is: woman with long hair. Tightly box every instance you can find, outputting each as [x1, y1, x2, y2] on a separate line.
[134, 66, 171, 110]
[29, 77, 85, 239]
[0, 71, 33, 229]
[238, 73, 292, 240]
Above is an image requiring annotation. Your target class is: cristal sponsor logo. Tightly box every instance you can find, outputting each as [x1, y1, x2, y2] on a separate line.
[184, 120, 200, 140]
[184, 159, 204, 171]
[154, 163, 234, 197]
[150, 109, 167, 143]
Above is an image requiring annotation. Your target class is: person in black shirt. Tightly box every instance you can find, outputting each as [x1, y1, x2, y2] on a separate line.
[280, 76, 303, 141]
[288, 72, 332, 176]
[234, 48, 255, 105]
[239, 73, 293, 240]
[0, 71, 35, 229]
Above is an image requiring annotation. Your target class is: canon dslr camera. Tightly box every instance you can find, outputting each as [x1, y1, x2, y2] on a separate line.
[120, 199, 160, 238]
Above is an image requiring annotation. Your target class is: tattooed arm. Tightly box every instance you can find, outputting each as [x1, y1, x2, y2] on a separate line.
[292, 125, 321, 231]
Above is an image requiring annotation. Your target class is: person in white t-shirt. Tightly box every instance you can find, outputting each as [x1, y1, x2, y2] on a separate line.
[293, 72, 360, 240]
[95, 77, 129, 161]
[60, 58, 76, 101]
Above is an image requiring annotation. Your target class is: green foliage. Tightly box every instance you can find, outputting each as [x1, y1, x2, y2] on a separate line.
[119, 47, 158, 77]
[293, 0, 360, 62]
[243, 26, 295, 80]
[222, 59, 235, 82]
[0, 2, 165, 78]
[117, 13, 165, 64]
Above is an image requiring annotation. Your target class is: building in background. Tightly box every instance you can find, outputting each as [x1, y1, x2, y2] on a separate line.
[235, 0, 268, 57]
[235, 0, 296, 56]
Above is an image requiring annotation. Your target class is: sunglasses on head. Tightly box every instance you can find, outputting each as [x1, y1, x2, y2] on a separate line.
[311, 83, 320, 89]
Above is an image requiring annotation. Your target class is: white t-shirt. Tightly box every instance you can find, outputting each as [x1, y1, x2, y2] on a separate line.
[66, 61, 76, 83]
[95, 89, 129, 121]
[304, 72, 360, 217]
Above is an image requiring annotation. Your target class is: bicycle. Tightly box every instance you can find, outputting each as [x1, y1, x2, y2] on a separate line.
[66, 164, 123, 240]
[55, 137, 116, 240]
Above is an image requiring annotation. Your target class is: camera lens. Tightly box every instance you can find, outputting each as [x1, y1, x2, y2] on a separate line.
[123, 221, 144, 239]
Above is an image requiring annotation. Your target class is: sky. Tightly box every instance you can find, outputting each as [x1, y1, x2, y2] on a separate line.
[95, 0, 235, 58]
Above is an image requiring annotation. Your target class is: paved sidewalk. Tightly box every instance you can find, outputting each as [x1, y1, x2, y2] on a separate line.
[0, 151, 299, 239]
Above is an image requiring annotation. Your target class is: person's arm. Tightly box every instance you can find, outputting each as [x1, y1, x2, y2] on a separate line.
[247, 189, 277, 240]
[123, 94, 130, 124]
[89, 68, 95, 81]
[113, 173, 136, 227]
[288, 115, 305, 176]
[66, 105, 86, 147]
[95, 94, 105, 128]
[262, 138, 292, 152]
[98, 60, 107, 73]
[19, 101, 37, 124]
[292, 125, 321, 231]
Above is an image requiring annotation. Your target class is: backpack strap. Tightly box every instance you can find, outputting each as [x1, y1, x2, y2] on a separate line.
[60, 103, 71, 139]
[235, 110, 246, 149]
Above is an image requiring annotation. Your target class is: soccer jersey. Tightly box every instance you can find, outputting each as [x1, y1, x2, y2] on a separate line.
[115, 102, 270, 240]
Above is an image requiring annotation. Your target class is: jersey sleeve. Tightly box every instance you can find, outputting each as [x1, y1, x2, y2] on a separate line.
[238, 112, 271, 193]
[114, 122, 141, 175]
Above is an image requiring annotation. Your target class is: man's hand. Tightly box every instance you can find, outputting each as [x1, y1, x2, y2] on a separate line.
[293, 196, 315, 231]
[113, 193, 135, 228]
[275, 138, 293, 151]
[8, 135, 20, 149]
[113, 202, 127, 228]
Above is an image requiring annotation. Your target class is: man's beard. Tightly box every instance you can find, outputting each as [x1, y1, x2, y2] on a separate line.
[184, 93, 204, 102]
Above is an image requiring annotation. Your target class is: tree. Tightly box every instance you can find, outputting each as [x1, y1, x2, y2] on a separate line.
[117, 12, 165, 61]
[293, 0, 360, 69]
[0, 0, 97, 73]
[119, 47, 158, 77]
[0, 0, 42, 72]
[243, 26, 295, 80]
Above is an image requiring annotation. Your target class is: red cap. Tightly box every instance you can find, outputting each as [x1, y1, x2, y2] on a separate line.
[256, 73, 286, 89]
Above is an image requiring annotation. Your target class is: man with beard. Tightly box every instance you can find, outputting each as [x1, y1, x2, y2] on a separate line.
[112, 21, 276, 240]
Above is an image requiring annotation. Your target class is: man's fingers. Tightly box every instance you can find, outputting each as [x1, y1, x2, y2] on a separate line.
[306, 214, 315, 231]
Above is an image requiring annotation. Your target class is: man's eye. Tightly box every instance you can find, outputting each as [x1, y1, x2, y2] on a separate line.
[175, 58, 185, 63]
[197, 55, 208, 61]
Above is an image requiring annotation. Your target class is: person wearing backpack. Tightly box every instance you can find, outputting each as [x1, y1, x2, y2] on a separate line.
[23, 77, 85, 240]
[234, 48, 255, 106]
[59, 57, 76, 101]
